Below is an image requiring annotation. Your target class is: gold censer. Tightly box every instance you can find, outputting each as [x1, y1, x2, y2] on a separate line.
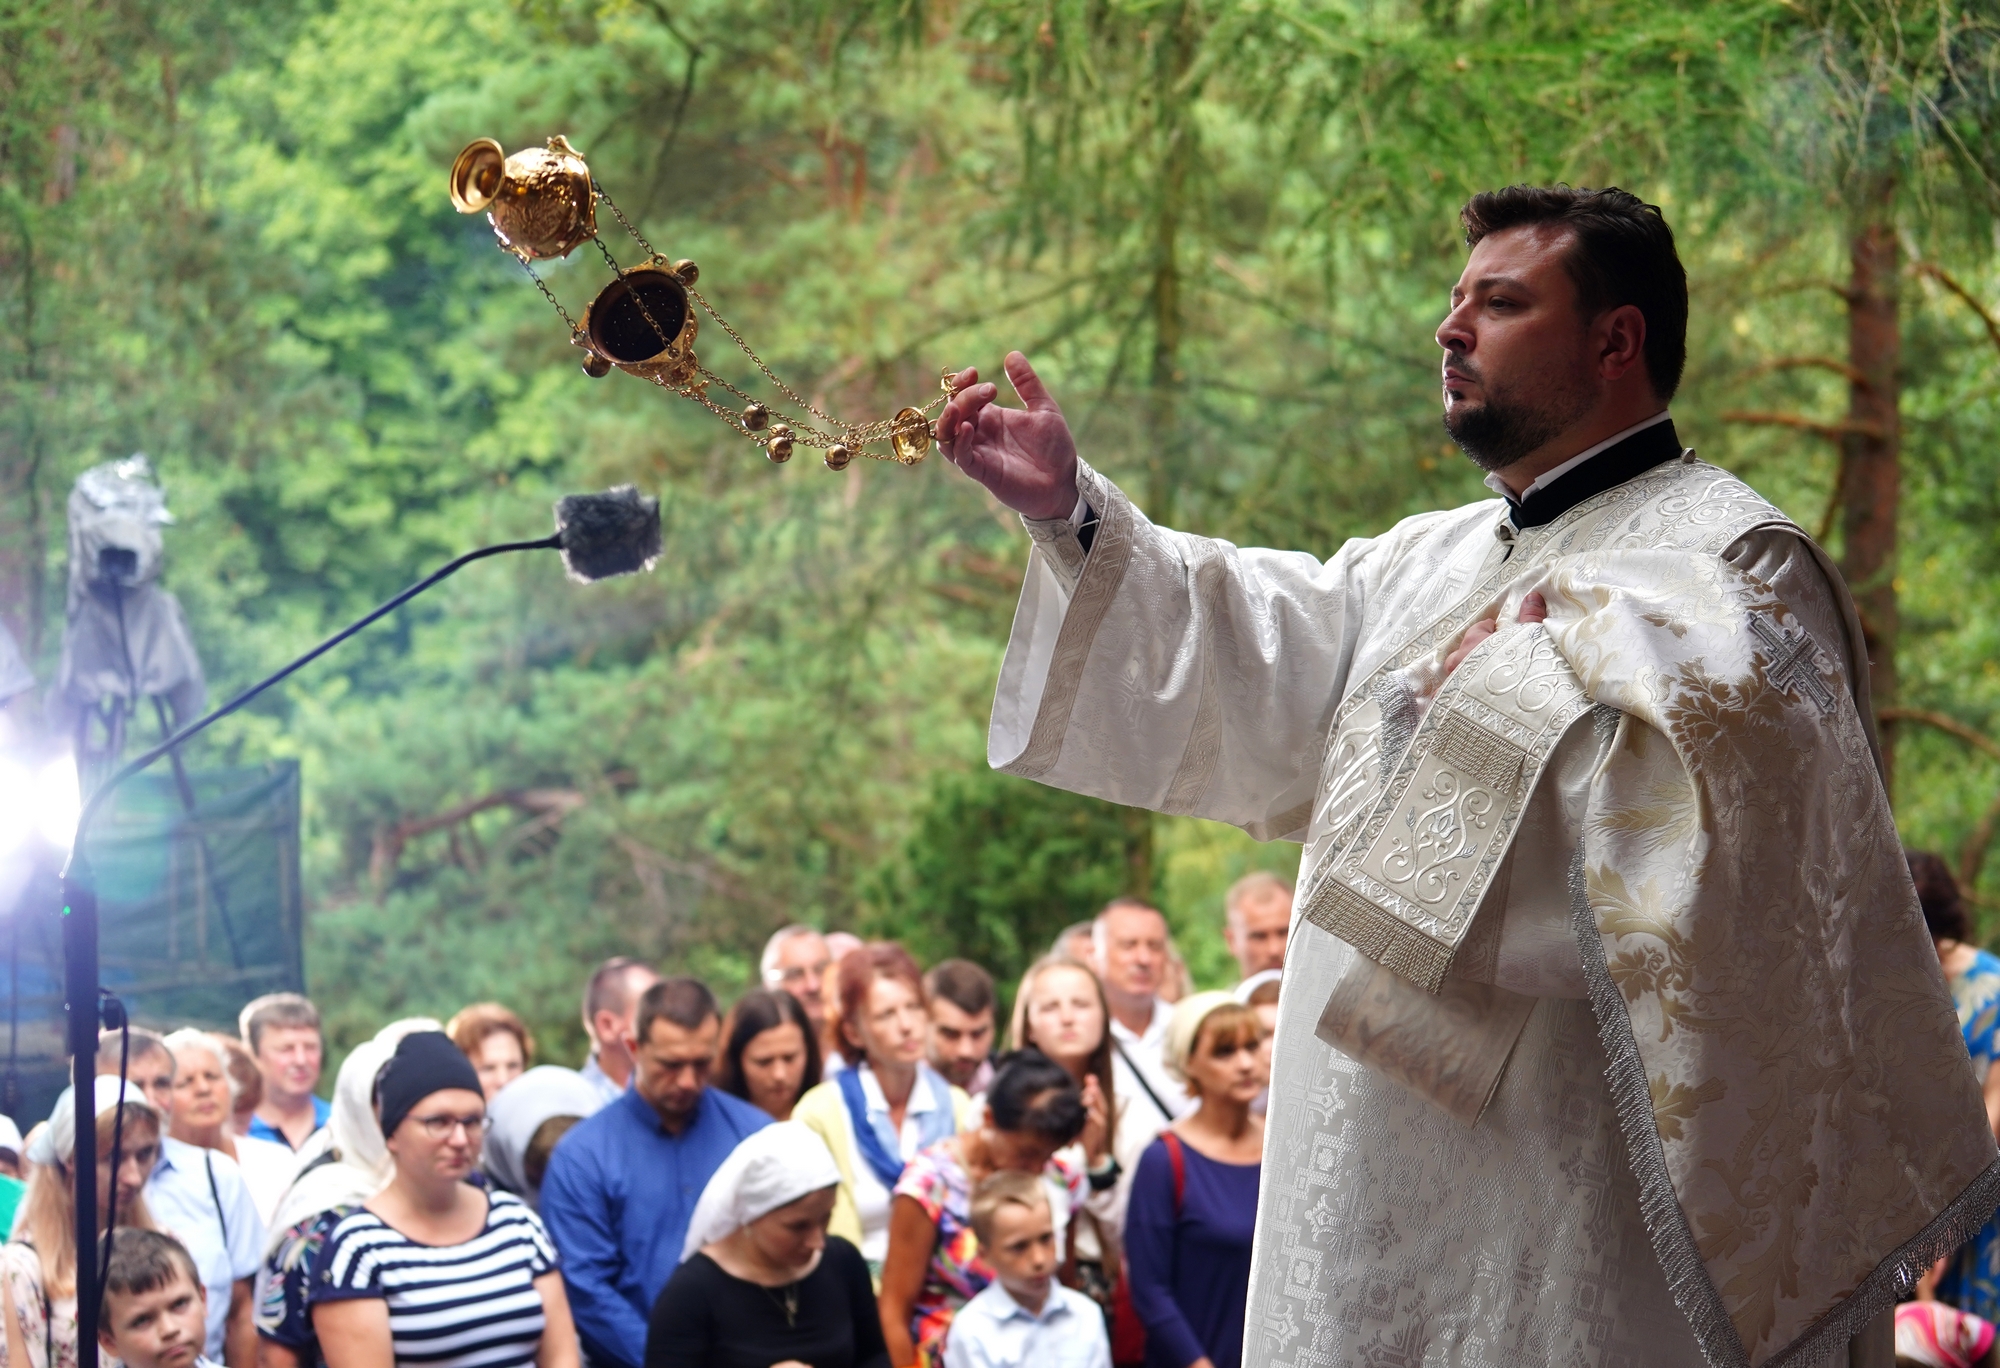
[449, 136, 945, 469]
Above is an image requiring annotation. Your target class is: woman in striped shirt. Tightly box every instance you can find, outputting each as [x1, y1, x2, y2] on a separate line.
[310, 1032, 581, 1368]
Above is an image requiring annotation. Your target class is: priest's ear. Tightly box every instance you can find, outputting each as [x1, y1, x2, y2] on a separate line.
[1592, 304, 1651, 390]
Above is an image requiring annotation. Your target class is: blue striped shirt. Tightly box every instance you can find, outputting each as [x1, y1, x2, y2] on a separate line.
[309, 1190, 558, 1368]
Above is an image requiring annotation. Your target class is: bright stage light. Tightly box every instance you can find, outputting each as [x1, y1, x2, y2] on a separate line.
[0, 755, 81, 858]
[0, 758, 30, 859]
[38, 757, 79, 853]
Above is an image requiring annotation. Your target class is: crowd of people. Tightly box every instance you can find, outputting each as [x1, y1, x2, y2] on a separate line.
[9, 851, 1994, 1368]
[0, 872, 1300, 1368]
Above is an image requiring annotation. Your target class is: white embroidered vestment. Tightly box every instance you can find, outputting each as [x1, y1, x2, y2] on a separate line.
[988, 455, 2000, 1368]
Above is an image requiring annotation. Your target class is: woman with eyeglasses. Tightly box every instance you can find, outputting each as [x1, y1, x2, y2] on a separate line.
[310, 1032, 581, 1368]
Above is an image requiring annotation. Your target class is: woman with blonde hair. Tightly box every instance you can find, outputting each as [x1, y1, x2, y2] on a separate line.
[1, 1078, 161, 1368]
[1008, 957, 1116, 1186]
[1009, 957, 1123, 1339]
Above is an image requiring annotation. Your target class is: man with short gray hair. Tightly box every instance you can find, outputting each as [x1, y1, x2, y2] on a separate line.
[237, 992, 325, 1149]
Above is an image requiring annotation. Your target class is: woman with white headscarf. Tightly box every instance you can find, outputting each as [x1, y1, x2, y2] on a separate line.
[482, 1067, 602, 1209]
[644, 1122, 885, 1368]
[254, 1018, 437, 1368]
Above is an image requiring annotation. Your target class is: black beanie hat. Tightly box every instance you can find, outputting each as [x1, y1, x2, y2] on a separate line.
[374, 1031, 485, 1137]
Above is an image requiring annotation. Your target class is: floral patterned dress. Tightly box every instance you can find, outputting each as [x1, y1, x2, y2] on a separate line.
[255, 1204, 357, 1367]
[0, 1244, 86, 1368]
[1942, 948, 2000, 1319]
[892, 1141, 1082, 1368]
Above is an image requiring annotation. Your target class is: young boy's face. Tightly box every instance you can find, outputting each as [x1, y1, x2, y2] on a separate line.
[984, 1196, 1058, 1306]
[100, 1271, 207, 1368]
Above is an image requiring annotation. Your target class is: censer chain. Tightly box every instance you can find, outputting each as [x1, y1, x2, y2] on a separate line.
[519, 202, 949, 461]
[594, 183, 658, 261]
[681, 291, 950, 449]
[515, 256, 582, 339]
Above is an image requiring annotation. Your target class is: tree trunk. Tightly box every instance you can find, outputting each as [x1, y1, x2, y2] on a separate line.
[1142, 1, 1194, 524]
[1121, 804, 1154, 903]
[0, 438, 46, 661]
[1835, 184, 1901, 795]
[0, 215, 49, 665]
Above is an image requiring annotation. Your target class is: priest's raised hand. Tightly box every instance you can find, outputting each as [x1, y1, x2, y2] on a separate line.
[935, 352, 1078, 521]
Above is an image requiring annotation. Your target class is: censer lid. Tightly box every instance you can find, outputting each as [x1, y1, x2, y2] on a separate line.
[449, 139, 507, 215]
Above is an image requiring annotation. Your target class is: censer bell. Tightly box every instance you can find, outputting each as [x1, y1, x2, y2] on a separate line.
[448, 134, 952, 470]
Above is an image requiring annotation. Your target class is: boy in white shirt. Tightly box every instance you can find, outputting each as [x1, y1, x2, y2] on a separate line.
[97, 1229, 221, 1368]
[945, 1172, 1111, 1368]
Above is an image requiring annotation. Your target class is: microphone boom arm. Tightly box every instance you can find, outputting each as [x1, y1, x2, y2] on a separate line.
[67, 533, 561, 846]
[59, 529, 560, 1368]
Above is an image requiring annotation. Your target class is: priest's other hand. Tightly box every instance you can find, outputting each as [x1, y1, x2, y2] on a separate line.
[1442, 591, 1548, 677]
[936, 352, 1080, 521]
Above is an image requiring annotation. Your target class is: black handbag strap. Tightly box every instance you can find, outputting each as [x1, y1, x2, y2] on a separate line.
[1112, 1036, 1176, 1124]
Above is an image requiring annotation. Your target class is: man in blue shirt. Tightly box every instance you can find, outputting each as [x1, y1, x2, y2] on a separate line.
[237, 993, 331, 1149]
[539, 975, 769, 1368]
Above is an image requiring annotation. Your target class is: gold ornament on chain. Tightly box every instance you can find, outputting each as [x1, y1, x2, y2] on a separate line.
[448, 136, 954, 470]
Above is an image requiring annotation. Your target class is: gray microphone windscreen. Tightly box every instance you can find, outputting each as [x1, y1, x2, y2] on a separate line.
[553, 486, 663, 582]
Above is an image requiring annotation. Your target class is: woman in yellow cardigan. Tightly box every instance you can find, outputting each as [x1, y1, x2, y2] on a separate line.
[794, 943, 975, 1275]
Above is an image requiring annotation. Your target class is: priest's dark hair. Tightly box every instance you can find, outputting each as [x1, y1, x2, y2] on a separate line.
[1459, 185, 1688, 402]
[1907, 848, 1968, 944]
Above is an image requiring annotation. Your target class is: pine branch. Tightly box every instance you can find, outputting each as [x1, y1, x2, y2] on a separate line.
[1914, 262, 2000, 360]
[1877, 707, 2000, 764]
[1719, 411, 1884, 440]
[1742, 356, 1869, 386]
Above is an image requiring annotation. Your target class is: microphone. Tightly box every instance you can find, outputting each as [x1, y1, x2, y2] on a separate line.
[58, 486, 660, 1368]
[554, 484, 663, 583]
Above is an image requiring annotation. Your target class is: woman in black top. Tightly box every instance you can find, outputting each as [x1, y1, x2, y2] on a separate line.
[647, 1122, 887, 1368]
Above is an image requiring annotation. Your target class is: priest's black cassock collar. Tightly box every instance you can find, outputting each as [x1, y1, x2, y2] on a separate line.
[1503, 418, 1682, 530]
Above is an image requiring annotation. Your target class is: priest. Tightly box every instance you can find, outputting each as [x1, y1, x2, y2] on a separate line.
[934, 185, 2000, 1367]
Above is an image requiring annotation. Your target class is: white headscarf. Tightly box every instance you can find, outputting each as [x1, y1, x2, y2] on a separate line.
[263, 1016, 438, 1252]
[1162, 990, 1240, 1086]
[24, 1077, 158, 1166]
[482, 1066, 602, 1203]
[679, 1122, 840, 1262]
[1232, 969, 1283, 1005]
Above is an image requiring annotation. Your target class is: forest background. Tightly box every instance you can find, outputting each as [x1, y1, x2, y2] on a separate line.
[3, 0, 1999, 1065]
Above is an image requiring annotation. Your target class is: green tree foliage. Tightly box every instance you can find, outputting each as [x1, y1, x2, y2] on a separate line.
[4, 0, 2000, 1063]
[866, 769, 1144, 995]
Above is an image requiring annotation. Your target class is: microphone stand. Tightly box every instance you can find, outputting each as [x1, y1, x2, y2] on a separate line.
[61, 532, 558, 1368]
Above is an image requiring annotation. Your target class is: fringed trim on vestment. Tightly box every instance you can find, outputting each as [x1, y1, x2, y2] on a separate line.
[1569, 764, 2000, 1368]
[1567, 787, 1750, 1368]
[1301, 879, 1453, 994]
[1761, 1156, 2000, 1368]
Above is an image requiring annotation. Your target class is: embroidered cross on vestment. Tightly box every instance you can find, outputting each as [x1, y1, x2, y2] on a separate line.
[1748, 614, 1836, 713]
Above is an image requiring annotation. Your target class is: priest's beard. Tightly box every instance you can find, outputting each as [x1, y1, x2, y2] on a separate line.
[1441, 358, 1596, 475]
